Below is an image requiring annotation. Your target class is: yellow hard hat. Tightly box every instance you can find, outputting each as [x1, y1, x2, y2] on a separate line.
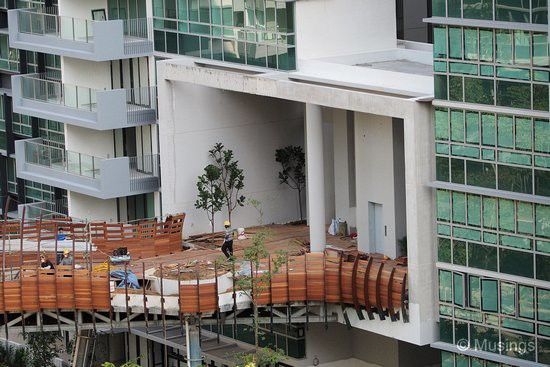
[224, 220, 231, 227]
[63, 249, 70, 255]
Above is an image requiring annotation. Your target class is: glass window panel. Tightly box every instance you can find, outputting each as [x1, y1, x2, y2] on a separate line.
[533, 33, 549, 67]
[500, 282, 516, 315]
[517, 202, 533, 234]
[514, 117, 532, 151]
[496, 30, 513, 64]
[500, 234, 532, 250]
[465, 77, 494, 105]
[534, 119, 550, 153]
[449, 75, 463, 101]
[433, 27, 447, 58]
[497, 81, 531, 109]
[452, 192, 466, 223]
[449, 28, 463, 59]
[536, 254, 550, 281]
[454, 227, 482, 241]
[432, 0, 446, 17]
[464, 0, 493, 19]
[438, 237, 452, 262]
[480, 64, 494, 76]
[154, 30, 166, 52]
[450, 110, 464, 142]
[536, 205, 550, 238]
[464, 28, 478, 60]
[450, 62, 477, 75]
[537, 240, 550, 253]
[453, 273, 464, 306]
[435, 108, 449, 140]
[518, 285, 534, 319]
[440, 318, 454, 344]
[498, 165, 533, 194]
[538, 338, 550, 365]
[497, 115, 514, 148]
[469, 276, 481, 308]
[483, 197, 497, 228]
[496, 0, 530, 22]
[499, 199, 515, 232]
[498, 151, 531, 166]
[434, 74, 448, 100]
[535, 170, 550, 197]
[437, 190, 451, 221]
[452, 145, 479, 159]
[436, 156, 450, 182]
[471, 325, 499, 352]
[466, 111, 479, 143]
[538, 288, 550, 322]
[451, 158, 465, 184]
[466, 161, 496, 189]
[500, 248, 534, 278]
[441, 351, 454, 367]
[479, 29, 493, 62]
[448, 0, 461, 17]
[481, 279, 498, 312]
[534, 70, 550, 82]
[439, 270, 453, 302]
[533, 84, 549, 112]
[482, 113, 496, 146]
[467, 195, 481, 226]
[453, 240, 467, 266]
[496, 66, 530, 80]
[514, 31, 530, 64]
[533, 0, 549, 24]
[468, 243, 498, 271]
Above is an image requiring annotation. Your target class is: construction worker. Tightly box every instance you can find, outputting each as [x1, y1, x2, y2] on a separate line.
[40, 254, 54, 269]
[59, 249, 73, 266]
[221, 220, 234, 259]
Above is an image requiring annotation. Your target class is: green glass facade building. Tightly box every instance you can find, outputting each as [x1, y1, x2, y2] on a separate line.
[152, 0, 296, 70]
[431, 0, 550, 366]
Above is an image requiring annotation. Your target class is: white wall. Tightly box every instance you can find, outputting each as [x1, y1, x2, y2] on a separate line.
[159, 81, 305, 235]
[61, 58, 111, 90]
[354, 113, 397, 258]
[65, 125, 114, 158]
[58, 0, 108, 19]
[295, 0, 397, 60]
[68, 191, 117, 222]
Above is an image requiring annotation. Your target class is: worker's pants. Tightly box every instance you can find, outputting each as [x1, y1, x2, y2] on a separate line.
[222, 240, 233, 258]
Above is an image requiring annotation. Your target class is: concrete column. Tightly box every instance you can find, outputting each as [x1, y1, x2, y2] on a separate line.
[305, 103, 326, 252]
[186, 319, 202, 367]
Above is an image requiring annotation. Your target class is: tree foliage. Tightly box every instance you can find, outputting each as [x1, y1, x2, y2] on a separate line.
[209, 143, 245, 222]
[23, 332, 63, 367]
[275, 146, 306, 221]
[228, 225, 287, 367]
[195, 164, 225, 234]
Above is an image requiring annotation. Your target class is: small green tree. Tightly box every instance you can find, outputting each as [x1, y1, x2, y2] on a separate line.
[195, 164, 225, 234]
[275, 146, 306, 221]
[24, 332, 62, 367]
[209, 143, 245, 222]
[101, 360, 142, 367]
[230, 231, 287, 367]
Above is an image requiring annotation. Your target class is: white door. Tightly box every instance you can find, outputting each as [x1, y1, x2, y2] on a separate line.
[368, 202, 384, 254]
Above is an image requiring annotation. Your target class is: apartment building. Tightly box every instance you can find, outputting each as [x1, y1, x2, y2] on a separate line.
[1, 0, 161, 223]
[0, 0, 548, 366]
[426, 1, 550, 366]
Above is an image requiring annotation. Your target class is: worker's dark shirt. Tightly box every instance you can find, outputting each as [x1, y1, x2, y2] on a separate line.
[40, 260, 54, 269]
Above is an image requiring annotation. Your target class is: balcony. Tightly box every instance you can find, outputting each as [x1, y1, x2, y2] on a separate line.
[15, 138, 160, 199]
[12, 74, 157, 130]
[8, 9, 153, 61]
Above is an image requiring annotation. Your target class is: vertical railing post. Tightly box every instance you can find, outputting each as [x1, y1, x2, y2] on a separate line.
[78, 153, 82, 176]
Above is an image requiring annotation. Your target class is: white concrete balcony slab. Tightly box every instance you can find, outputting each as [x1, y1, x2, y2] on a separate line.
[8, 9, 153, 61]
[12, 74, 157, 130]
[15, 138, 160, 200]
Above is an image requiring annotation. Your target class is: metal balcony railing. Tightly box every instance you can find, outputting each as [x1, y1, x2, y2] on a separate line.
[18, 74, 157, 126]
[129, 154, 160, 192]
[24, 139, 102, 179]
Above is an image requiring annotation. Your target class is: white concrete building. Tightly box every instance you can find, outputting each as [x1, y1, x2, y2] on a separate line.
[3, 0, 444, 366]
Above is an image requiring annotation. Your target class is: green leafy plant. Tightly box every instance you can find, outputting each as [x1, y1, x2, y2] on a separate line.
[101, 360, 142, 367]
[23, 331, 63, 367]
[209, 143, 245, 222]
[275, 146, 306, 221]
[195, 164, 225, 234]
[228, 228, 287, 367]
[0, 341, 28, 367]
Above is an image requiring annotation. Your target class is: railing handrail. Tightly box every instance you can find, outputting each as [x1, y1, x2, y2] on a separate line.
[17, 9, 152, 43]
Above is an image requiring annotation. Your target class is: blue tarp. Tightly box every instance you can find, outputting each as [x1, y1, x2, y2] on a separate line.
[110, 269, 141, 289]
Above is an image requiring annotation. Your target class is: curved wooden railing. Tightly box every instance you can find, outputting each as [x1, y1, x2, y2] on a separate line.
[179, 250, 409, 323]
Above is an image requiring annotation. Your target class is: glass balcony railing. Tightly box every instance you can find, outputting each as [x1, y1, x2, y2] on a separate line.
[25, 140, 101, 179]
[21, 73, 97, 111]
[18, 10, 94, 43]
